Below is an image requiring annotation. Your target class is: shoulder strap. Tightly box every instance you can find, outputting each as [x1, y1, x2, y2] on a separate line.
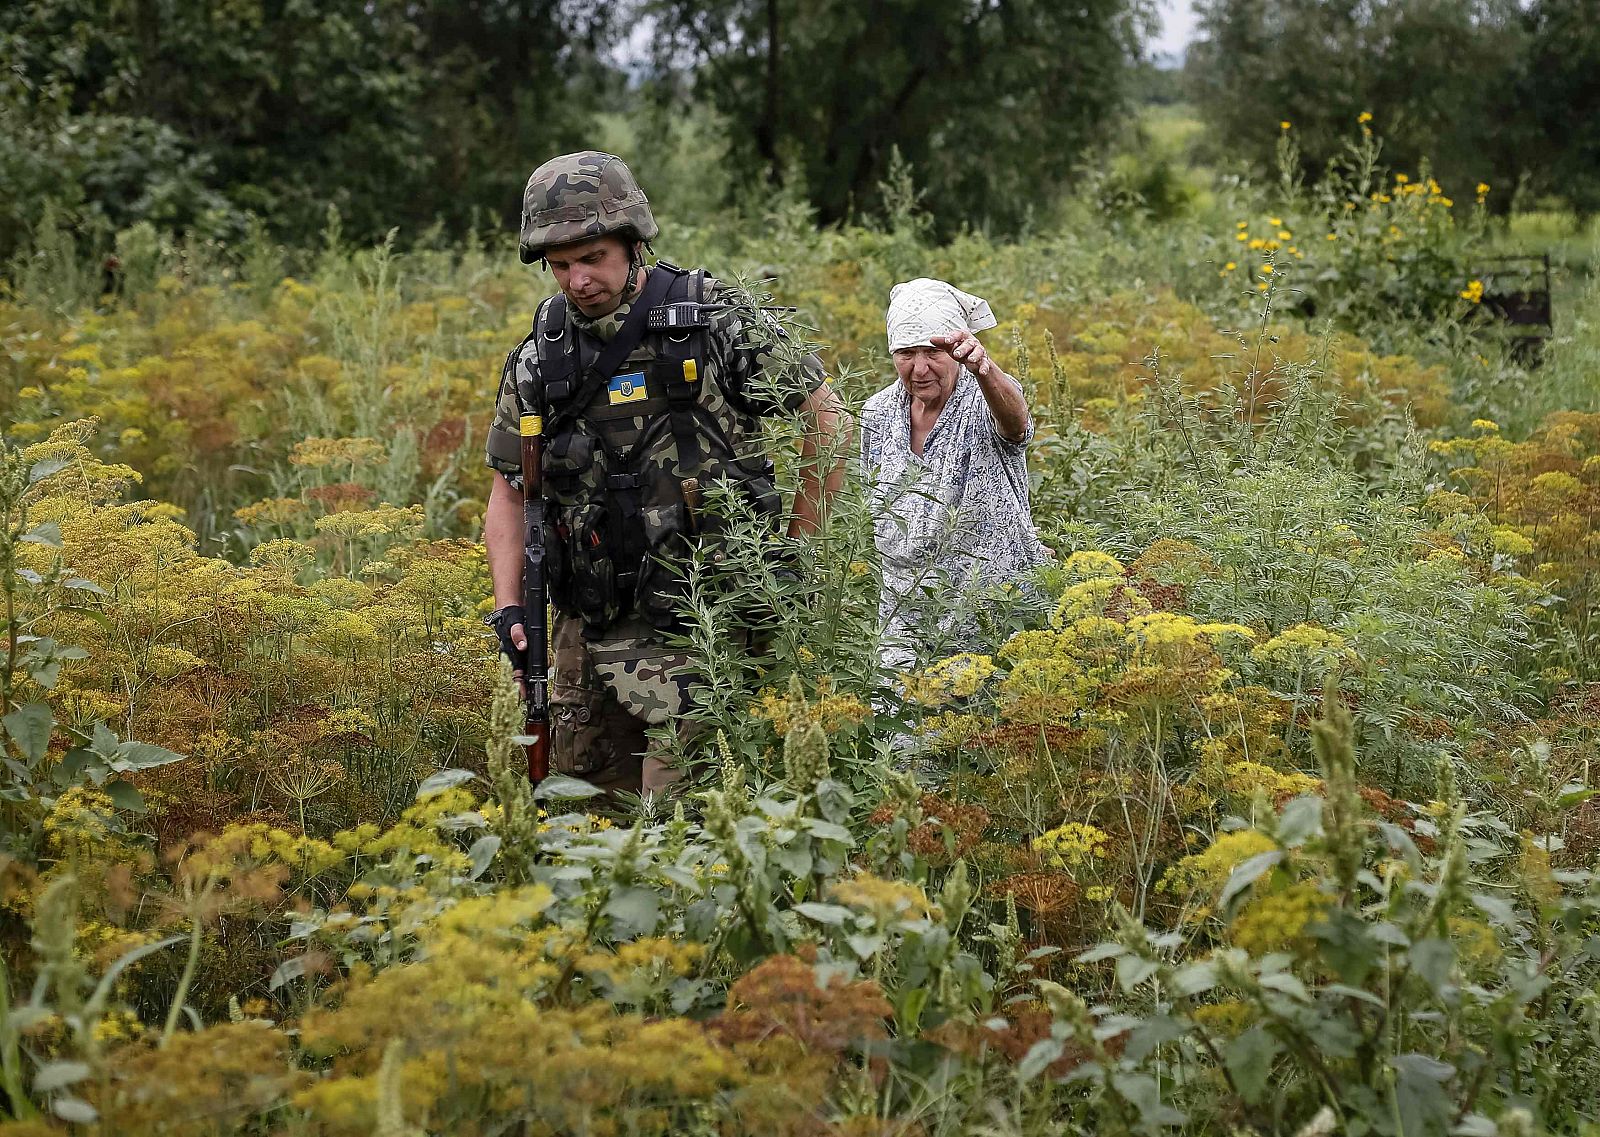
[592, 265, 681, 381]
[522, 294, 569, 412]
[544, 266, 685, 428]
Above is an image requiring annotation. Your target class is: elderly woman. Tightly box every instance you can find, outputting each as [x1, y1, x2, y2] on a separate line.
[860, 278, 1050, 673]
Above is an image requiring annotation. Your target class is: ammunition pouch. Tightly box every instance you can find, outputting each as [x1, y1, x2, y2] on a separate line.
[635, 502, 692, 631]
[527, 262, 789, 636]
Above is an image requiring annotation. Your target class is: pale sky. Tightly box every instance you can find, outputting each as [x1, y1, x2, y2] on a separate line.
[1153, 0, 1199, 60]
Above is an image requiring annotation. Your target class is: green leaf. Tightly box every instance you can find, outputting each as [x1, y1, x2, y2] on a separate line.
[52, 1097, 98, 1123]
[63, 577, 108, 596]
[1169, 959, 1218, 997]
[3, 702, 53, 763]
[467, 834, 500, 880]
[814, 777, 853, 823]
[1277, 795, 1323, 846]
[109, 740, 185, 773]
[605, 886, 661, 937]
[1220, 850, 1282, 909]
[794, 902, 853, 926]
[1468, 891, 1516, 926]
[1124, 1013, 1188, 1063]
[1557, 787, 1600, 810]
[1076, 941, 1127, 964]
[29, 458, 71, 484]
[104, 779, 146, 813]
[269, 957, 307, 991]
[846, 932, 886, 959]
[1109, 1071, 1186, 1130]
[21, 521, 62, 546]
[1391, 1053, 1455, 1137]
[800, 817, 853, 842]
[1115, 954, 1160, 992]
[416, 767, 478, 799]
[1313, 907, 1378, 985]
[1224, 1026, 1281, 1104]
[1016, 1037, 1064, 1083]
[33, 1060, 92, 1093]
[894, 984, 930, 1033]
[532, 774, 602, 801]
[1408, 938, 1455, 996]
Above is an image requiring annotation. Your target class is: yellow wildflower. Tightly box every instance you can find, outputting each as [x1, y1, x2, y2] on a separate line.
[1162, 829, 1278, 894]
[1032, 821, 1111, 869]
[1251, 623, 1353, 670]
[829, 875, 934, 921]
[1230, 880, 1328, 955]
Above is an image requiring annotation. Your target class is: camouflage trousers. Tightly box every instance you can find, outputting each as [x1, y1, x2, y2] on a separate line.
[550, 614, 700, 796]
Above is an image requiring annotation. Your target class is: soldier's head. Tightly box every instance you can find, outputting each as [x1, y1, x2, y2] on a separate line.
[543, 234, 640, 318]
[519, 151, 659, 317]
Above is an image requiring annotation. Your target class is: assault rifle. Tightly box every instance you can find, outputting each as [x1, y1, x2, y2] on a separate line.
[520, 412, 551, 782]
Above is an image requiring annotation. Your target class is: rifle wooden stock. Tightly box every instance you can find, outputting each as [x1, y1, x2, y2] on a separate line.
[520, 413, 551, 783]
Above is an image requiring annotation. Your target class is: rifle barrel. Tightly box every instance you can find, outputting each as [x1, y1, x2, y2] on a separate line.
[520, 413, 551, 784]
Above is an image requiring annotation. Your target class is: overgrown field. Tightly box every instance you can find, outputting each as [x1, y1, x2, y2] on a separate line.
[5, 128, 1600, 1135]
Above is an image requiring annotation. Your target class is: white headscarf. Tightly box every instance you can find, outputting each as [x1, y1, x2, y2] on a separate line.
[885, 277, 997, 353]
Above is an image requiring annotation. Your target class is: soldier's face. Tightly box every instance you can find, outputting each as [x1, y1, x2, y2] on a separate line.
[546, 235, 638, 317]
[892, 345, 959, 407]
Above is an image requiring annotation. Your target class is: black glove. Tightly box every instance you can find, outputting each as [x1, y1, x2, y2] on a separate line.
[484, 605, 528, 668]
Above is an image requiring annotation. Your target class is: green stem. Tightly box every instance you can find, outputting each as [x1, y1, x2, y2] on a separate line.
[160, 884, 208, 1047]
[0, 955, 41, 1119]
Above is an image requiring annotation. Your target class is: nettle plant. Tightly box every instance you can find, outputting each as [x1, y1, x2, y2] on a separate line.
[1023, 693, 1600, 1137]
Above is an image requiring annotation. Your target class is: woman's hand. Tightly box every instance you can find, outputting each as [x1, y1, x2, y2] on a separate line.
[932, 330, 1030, 443]
[931, 329, 993, 379]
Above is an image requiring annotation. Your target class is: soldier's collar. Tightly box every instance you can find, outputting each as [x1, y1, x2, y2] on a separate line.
[570, 298, 632, 341]
[567, 265, 650, 341]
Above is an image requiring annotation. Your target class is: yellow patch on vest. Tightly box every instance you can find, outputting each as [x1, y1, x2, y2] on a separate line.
[607, 370, 647, 405]
[682, 359, 699, 383]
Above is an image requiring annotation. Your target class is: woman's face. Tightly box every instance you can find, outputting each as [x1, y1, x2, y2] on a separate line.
[892, 344, 960, 406]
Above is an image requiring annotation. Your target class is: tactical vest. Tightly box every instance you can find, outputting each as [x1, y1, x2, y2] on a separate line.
[517, 263, 783, 637]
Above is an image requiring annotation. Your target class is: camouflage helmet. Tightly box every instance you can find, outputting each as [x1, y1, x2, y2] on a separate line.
[518, 151, 659, 265]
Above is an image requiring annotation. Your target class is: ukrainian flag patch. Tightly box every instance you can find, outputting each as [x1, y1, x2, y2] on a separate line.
[607, 370, 647, 405]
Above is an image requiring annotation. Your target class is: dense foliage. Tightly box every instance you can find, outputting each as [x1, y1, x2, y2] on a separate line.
[0, 0, 612, 258]
[1188, 0, 1600, 216]
[646, 0, 1154, 235]
[4, 118, 1600, 1134]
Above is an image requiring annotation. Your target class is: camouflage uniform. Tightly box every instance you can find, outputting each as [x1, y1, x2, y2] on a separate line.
[487, 154, 824, 793]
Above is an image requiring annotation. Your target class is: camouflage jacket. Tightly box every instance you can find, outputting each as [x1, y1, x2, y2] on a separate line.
[485, 267, 824, 720]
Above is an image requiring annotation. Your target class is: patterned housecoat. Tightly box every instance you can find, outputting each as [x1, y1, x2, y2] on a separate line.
[859, 368, 1051, 672]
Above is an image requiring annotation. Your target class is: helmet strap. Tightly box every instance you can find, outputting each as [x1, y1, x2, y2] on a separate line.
[619, 240, 648, 305]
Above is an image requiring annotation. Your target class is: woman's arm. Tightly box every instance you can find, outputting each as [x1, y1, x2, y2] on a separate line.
[931, 330, 1029, 443]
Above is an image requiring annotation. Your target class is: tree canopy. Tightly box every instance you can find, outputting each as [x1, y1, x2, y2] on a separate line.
[1187, 0, 1600, 214]
[647, 0, 1156, 236]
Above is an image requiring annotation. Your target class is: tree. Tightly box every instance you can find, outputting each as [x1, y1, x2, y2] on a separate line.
[1521, 0, 1600, 216]
[647, 0, 1156, 236]
[1186, 0, 1530, 205]
[0, 0, 614, 258]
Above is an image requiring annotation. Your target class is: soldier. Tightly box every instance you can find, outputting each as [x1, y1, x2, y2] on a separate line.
[483, 151, 849, 796]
